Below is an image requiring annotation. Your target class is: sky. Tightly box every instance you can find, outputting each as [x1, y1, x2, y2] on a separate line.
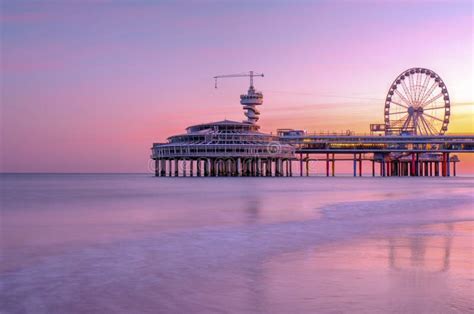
[1, 0, 473, 173]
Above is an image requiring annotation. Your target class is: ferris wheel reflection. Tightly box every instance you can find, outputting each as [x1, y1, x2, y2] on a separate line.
[388, 223, 453, 273]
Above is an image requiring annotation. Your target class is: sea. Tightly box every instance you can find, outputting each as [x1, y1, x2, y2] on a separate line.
[1, 174, 473, 313]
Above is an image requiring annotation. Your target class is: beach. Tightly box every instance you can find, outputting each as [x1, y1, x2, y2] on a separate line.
[1, 174, 473, 313]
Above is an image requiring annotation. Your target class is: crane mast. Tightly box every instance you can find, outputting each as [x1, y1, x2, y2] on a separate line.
[213, 71, 265, 125]
[213, 71, 264, 89]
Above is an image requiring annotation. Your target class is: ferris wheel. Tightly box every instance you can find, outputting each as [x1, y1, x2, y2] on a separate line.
[384, 67, 450, 135]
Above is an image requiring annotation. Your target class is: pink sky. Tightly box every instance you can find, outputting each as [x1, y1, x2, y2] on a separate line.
[1, 1, 473, 173]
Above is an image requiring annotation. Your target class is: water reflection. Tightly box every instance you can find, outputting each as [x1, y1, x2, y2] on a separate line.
[263, 222, 471, 313]
[388, 223, 454, 273]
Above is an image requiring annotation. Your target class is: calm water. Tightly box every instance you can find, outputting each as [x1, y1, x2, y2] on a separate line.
[1, 174, 473, 313]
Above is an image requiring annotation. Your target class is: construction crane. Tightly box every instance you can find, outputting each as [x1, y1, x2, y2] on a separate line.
[213, 71, 264, 89]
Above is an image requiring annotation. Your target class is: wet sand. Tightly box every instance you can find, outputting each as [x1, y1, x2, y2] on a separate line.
[1, 174, 473, 313]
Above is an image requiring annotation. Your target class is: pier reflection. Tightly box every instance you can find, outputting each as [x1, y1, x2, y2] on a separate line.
[388, 223, 453, 273]
[260, 221, 471, 313]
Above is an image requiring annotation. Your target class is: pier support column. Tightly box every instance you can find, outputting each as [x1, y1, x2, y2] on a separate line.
[289, 160, 293, 176]
[204, 159, 209, 177]
[300, 154, 303, 177]
[416, 153, 420, 176]
[237, 158, 241, 176]
[182, 159, 186, 177]
[174, 159, 179, 177]
[381, 159, 386, 177]
[353, 154, 357, 177]
[453, 161, 457, 176]
[446, 153, 450, 177]
[161, 159, 166, 176]
[331, 154, 335, 177]
[326, 153, 330, 177]
[155, 159, 160, 177]
[441, 154, 446, 177]
[190, 160, 193, 177]
[168, 159, 172, 177]
[227, 159, 232, 176]
[359, 154, 362, 177]
[372, 159, 375, 177]
[197, 159, 201, 176]
[306, 158, 309, 176]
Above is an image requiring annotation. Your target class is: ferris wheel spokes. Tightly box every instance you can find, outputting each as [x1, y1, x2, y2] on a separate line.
[394, 89, 411, 107]
[419, 80, 438, 105]
[400, 79, 415, 104]
[422, 93, 444, 108]
[420, 115, 437, 135]
[384, 67, 450, 135]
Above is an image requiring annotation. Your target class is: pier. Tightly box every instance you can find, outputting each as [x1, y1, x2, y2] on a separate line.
[151, 68, 474, 177]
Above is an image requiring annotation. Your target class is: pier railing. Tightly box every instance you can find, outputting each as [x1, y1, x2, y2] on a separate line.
[280, 135, 474, 153]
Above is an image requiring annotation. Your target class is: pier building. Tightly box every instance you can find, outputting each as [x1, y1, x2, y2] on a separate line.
[151, 82, 295, 177]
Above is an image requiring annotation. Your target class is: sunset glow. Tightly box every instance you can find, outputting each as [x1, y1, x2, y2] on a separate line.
[1, 1, 472, 172]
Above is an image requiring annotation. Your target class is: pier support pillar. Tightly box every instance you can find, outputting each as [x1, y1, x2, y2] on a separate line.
[306, 159, 309, 177]
[300, 154, 303, 176]
[155, 159, 160, 177]
[446, 153, 450, 177]
[227, 159, 232, 177]
[204, 159, 209, 177]
[190, 160, 193, 177]
[174, 159, 179, 177]
[372, 159, 375, 177]
[289, 160, 293, 176]
[168, 159, 172, 177]
[453, 161, 457, 176]
[197, 159, 201, 176]
[359, 154, 362, 177]
[160, 159, 166, 176]
[182, 159, 186, 177]
[331, 154, 335, 177]
[441, 154, 446, 177]
[353, 154, 357, 177]
[326, 153, 330, 177]
[237, 158, 241, 176]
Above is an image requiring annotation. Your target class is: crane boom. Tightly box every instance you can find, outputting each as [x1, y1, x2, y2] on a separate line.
[213, 71, 264, 88]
